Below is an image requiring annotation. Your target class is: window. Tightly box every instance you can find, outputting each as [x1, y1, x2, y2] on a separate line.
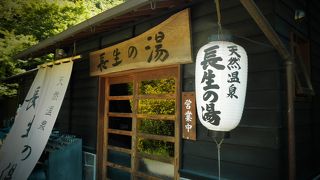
[97, 66, 180, 179]
[290, 32, 314, 97]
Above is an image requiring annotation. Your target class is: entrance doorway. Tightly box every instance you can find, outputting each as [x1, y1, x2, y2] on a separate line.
[98, 66, 181, 179]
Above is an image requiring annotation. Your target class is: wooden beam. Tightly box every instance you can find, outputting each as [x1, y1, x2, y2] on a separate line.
[108, 112, 133, 118]
[108, 95, 133, 100]
[239, 0, 291, 61]
[106, 162, 132, 173]
[108, 128, 132, 136]
[38, 55, 82, 68]
[108, 145, 132, 154]
[138, 94, 176, 100]
[135, 172, 163, 180]
[138, 132, 175, 142]
[136, 114, 176, 121]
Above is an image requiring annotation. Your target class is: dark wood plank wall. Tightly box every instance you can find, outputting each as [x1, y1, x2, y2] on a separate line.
[275, 0, 320, 178]
[181, 0, 285, 179]
[307, 0, 320, 177]
[67, 54, 99, 153]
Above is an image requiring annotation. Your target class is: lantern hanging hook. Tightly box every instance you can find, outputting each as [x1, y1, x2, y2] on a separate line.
[214, 136, 224, 180]
[215, 0, 224, 40]
[149, 0, 157, 10]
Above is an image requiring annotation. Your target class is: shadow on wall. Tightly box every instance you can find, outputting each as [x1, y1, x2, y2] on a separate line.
[0, 96, 19, 128]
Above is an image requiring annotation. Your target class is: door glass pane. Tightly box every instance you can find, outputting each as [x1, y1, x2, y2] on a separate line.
[138, 99, 175, 115]
[107, 150, 131, 168]
[140, 78, 175, 95]
[110, 83, 133, 96]
[107, 167, 130, 180]
[139, 119, 174, 136]
[108, 134, 131, 149]
[137, 138, 174, 157]
[109, 100, 133, 113]
[138, 157, 174, 179]
[109, 117, 132, 131]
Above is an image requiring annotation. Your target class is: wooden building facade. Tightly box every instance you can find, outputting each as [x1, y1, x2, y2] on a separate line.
[4, 0, 320, 179]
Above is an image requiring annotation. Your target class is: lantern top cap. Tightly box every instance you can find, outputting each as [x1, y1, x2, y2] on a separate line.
[208, 34, 233, 42]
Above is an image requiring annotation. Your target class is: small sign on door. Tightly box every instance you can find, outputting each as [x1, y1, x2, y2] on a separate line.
[182, 92, 196, 140]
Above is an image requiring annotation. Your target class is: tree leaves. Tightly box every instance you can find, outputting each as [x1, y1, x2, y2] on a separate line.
[0, 30, 37, 79]
[0, 0, 125, 97]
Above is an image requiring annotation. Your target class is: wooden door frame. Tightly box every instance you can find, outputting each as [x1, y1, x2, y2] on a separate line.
[96, 65, 181, 180]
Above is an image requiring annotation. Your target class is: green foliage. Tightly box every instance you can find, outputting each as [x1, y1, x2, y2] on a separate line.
[0, 0, 124, 97]
[138, 139, 174, 157]
[0, 0, 125, 40]
[137, 78, 176, 157]
[0, 30, 38, 97]
[0, 83, 18, 97]
[0, 30, 38, 78]
[140, 78, 175, 95]
[130, 78, 176, 115]
[140, 119, 174, 136]
[139, 99, 175, 115]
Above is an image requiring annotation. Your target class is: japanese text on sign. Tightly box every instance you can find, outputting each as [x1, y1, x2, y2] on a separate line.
[200, 45, 224, 126]
[182, 92, 196, 140]
[227, 45, 242, 99]
[90, 9, 192, 76]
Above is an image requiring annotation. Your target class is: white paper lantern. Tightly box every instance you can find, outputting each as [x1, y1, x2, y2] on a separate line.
[195, 41, 248, 132]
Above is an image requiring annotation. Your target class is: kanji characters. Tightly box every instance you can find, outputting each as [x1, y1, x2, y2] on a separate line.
[25, 86, 40, 111]
[201, 45, 225, 70]
[97, 53, 108, 72]
[226, 45, 242, 99]
[145, 31, 169, 63]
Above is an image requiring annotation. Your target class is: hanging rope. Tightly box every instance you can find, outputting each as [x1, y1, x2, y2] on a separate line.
[215, 0, 223, 40]
[150, 0, 157, 10]
[214, 137, 224, 180]
[90, 26, 95, 33]
[73, 41, 77, 56]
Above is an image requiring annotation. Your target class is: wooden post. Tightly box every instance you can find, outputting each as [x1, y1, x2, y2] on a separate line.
[131, 76, 139, 180]
[181, 92, 196, 140]
[174, 65, 181, 180]
[97, 77, 107, 180]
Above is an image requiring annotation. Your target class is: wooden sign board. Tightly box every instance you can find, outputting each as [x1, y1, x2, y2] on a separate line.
[182, 92, 196, 140]
[90, 9, 192, 76]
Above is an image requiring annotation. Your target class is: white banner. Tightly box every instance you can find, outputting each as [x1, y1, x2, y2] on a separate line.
[0, 62, 73, 180]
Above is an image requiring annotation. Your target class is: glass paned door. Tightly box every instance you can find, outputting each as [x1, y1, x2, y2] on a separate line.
[102, 66, 180, 180]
